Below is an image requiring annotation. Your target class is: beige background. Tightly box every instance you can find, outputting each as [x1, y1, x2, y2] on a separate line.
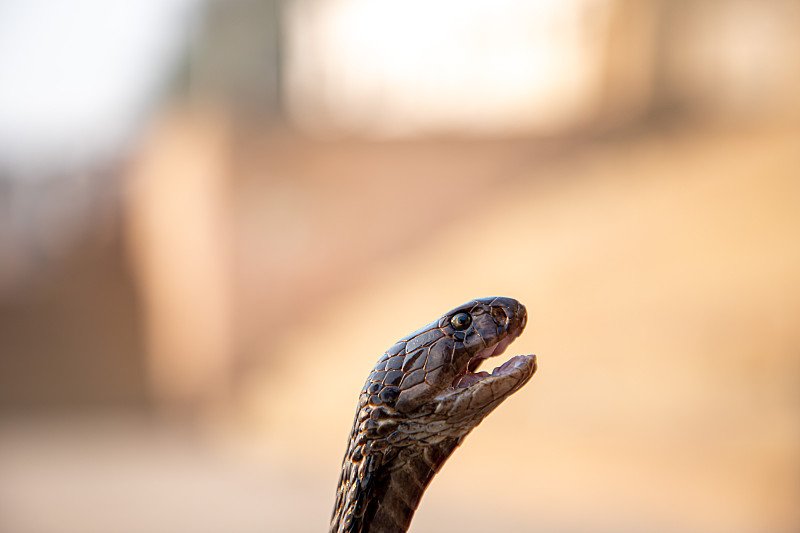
[1, 2, 799, 532]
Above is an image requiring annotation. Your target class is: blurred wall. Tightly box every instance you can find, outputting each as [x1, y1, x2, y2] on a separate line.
[1, 0, 799, 428]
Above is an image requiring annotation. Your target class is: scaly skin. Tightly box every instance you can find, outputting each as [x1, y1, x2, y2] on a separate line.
[330, 297, 537, 533]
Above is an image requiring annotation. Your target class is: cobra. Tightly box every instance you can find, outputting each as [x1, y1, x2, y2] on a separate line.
[330, 297, 537, 533]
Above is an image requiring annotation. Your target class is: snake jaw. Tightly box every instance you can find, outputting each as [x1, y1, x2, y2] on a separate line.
[436, 351, 537, 423]
[453, 324, 526, 389]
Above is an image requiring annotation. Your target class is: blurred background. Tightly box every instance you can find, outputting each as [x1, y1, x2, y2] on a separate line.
[0, 0, 799, 532]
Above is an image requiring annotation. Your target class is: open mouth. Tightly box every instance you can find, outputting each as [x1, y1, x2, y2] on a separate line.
[452, 329, 529, 388]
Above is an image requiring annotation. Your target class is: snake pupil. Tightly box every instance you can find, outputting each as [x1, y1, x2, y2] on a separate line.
[450, 312, 471, 330]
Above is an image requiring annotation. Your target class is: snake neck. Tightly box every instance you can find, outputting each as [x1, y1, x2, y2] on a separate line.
[330, 435, 463, 533]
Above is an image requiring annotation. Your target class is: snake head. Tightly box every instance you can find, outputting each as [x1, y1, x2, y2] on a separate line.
[361, 297, 536, 419]
[334, 297, 537, 533]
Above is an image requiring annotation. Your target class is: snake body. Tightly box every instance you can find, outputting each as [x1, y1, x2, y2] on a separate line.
[330, 297, 537, 533]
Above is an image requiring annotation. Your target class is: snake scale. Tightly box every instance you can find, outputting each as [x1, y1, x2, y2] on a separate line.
[330, 297, 537, 533]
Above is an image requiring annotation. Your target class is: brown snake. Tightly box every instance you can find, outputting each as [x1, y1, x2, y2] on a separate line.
[330, 297, 537, 533]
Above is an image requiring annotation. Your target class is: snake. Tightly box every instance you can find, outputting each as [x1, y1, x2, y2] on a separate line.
[330, 296, 537, 533]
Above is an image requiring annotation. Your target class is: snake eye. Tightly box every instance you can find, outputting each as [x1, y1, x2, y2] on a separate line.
[450, 312, 472, 330]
